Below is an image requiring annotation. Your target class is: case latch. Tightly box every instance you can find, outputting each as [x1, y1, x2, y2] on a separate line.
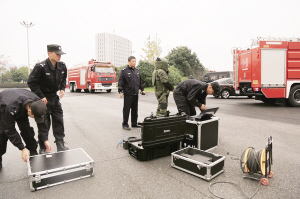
[85, 164, 91, 172]
[197, 165, 203, 170]
[34, 174, 41, 183]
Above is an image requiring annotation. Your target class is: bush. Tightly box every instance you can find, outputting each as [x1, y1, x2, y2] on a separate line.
[169, 66, 182, 86]
[0, 83, 28, 88]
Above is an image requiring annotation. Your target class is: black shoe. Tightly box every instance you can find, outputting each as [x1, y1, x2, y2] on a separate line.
[132, 124, 142, 128]
[55, 140, 69, 152]
[30, 150, 38, 156]
[122, 126, 131, 130]
[39, 149, 47, 154]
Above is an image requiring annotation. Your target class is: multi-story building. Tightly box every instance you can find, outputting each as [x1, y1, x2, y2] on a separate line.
[95, 32, 132, 67]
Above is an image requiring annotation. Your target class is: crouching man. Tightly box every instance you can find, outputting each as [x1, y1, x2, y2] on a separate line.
[173, 79, 219, 116]
[0, 89, 48, 171]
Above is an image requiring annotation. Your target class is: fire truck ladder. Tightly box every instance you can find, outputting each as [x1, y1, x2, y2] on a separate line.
[252, 37, 300, 45]
[231, 47, 241, 90]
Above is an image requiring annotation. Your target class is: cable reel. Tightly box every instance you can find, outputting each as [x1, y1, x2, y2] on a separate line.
[240, 136, 273, 185]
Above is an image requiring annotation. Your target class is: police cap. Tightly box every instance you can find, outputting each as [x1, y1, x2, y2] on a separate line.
[47, 44, 66, 55]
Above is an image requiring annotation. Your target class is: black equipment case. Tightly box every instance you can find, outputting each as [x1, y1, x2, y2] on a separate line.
[128, 138, 181, 161]
[128, 113, 186, 161]
[183, 117, 220, 151]
[140, 113, 186, 148]
[171, 147, 225, 181]
[27, 148, 94, 191]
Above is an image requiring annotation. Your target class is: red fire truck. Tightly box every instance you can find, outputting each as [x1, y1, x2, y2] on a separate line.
[67, 60, 117, 93]
[232, 37, 300, 106]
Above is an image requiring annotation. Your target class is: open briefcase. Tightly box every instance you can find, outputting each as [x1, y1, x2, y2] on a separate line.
[27, 148, 94, 191]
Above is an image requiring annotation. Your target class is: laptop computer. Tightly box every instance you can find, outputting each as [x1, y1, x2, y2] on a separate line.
[189, 107, 219, 121]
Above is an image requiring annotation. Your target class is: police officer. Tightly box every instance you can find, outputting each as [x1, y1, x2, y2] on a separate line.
[173, 79, 220, 116]
[27, 44, 68, 154]
[0, 89, 47, 171]
[118, 56, 145, 130]
[152, 57, 174, 116]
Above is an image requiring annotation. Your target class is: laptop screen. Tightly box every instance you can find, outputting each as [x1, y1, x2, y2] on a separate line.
[201, 107, 219, 115]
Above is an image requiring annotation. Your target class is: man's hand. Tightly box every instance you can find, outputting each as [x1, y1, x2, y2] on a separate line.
[141, 91, 145, 95]
[200, 104, 206, 111]
[21, 148, 29, 162]
[44, 140, 52, 153]
[59, 90, 65, 99]
[41, 97, 48, 105]
[119, 93, 123, 98]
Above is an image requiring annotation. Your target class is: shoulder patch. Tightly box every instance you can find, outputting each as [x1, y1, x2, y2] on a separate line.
[40, 63, 45, 67]
[122, 68, 126, 70]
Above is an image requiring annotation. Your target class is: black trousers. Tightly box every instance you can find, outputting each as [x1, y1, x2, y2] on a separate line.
[37, 95, 65, 145]
[0, 115, 37, 157]
[123, 95, 138, 126]
[173, 90, 196, 116]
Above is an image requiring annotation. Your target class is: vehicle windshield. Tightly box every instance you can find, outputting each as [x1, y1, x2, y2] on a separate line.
[95, 67, 114, 73]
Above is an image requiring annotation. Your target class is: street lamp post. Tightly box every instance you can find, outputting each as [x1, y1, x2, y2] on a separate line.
[20, 21, 35, 75]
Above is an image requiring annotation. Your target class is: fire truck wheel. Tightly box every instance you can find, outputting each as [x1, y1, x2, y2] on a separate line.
[70, 84, 75, 92]
[106, 89, 112, 93]
[88, 83, 95, 93]
[288, 85, 300, 107]
[221, 90, 230, 99]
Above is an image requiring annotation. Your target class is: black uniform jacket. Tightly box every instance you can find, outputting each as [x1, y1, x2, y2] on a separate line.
[175, 79, 208, 107]
[0, 89, 40, 150]
[27, 58, 67, 98]
[118, 65, 144, 95]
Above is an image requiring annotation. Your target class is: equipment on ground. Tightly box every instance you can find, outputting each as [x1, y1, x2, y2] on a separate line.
[171, 147, 225, 181]
[67, 59, 117, 93]
[240, 136, 273, 185]
[232, 37, 300, 106]
[27, 148, 94, 191]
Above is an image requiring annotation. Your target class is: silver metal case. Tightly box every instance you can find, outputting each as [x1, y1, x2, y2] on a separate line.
[171, 147, 225, 181]
[27, 148, 94, 191]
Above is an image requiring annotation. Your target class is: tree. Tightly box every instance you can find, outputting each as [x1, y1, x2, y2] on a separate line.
[136, 60, 155, 87]
[12, 70, 24, 83]
[141, 35, 162, 65]
[2, 70, 11, 83]
[0, 54, 8, 84]
[168, 66, 182, 86]
[165, 46, 205, 79]
[115, 65, 126, 82]
[17, 66, 29, 83]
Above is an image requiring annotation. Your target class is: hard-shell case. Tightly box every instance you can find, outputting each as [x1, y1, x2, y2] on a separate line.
[171, 147, 225, 181]
[139, 113, 186, 148]
[27, 148, 94, 191]
[183, 117, 219, 151]
[128, 138, 181, 161]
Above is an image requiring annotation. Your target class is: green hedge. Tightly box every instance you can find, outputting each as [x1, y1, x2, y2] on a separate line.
[0, 83, 29, 88]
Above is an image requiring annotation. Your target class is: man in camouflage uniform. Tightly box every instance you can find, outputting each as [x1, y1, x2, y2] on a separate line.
[152, 57, 174, 116]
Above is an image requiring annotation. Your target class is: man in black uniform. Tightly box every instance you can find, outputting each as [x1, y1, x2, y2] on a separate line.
[0, 89, 47, 171]
[173, 79, 219, 116]
[118, 56, 145, 130]
[27, 44, 68, 154]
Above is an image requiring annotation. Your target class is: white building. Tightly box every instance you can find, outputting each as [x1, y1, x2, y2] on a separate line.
[95, 32, 132, 67]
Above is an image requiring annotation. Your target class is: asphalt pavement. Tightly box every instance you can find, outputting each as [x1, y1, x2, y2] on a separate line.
[0, 89, 299, 199]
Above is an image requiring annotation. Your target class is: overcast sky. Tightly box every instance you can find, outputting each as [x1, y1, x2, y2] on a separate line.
[1, 0, 300, 72]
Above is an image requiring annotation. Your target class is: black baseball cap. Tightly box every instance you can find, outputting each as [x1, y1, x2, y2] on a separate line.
[30, 100, 47, 123]
[47, 44, 66, 55]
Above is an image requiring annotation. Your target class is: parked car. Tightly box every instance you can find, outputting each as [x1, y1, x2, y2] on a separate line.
[213, 78, 253, 99]
[201, 71, 233, 83]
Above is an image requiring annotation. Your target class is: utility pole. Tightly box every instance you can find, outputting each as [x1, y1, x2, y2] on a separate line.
[20, 21, 35, 75]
